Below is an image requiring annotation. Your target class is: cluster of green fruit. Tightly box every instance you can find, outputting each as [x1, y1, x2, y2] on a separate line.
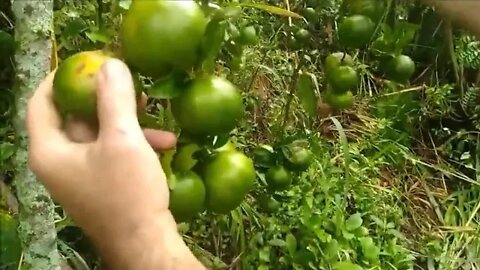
[323, 52, 357, 109]
[287, 25, 311, 51]
[168, 140, 255, 222]
[341, 0, 415, 83]
[253, 140, 313, 212]
[225, 24, 258, 70]
[51, 0, 258, 222]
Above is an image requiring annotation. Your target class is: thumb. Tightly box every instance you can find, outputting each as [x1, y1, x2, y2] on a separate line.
[96, 59, 142, 137]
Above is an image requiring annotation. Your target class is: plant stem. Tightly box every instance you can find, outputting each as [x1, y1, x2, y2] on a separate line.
[280, 56, 304, 139]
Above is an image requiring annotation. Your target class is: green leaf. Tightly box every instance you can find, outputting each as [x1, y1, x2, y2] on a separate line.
[0, 213, 21, 269]
[118, 0, 132, 10]
[285, 233, 297, 255]
[359, 237, 380, 262]
[0, 31, 14, 57]
[63, 18, 87, 37]
[201, 20, 227, 73]
[331, 117, 350, 184]
[149, 78, 181, 100]
[0, 143, 15, 161]
[231, 2, 302, 18]
[334, 262, 363, 270]
[313, 228, 331, 243]
[85, 29, 110, 43]
[268, 238, 285, 247]
[296, 73, 318, 118]
[258, 265, 269, 270]
[259, 247, 270, 262]
[214, 6, 242, 19]
[345, 213, 363, 231]
[393, 22, 419, 55]
[324, 239, 339, 262]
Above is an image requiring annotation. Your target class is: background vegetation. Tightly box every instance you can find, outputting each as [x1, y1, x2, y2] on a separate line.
[1, 0, 479, 269]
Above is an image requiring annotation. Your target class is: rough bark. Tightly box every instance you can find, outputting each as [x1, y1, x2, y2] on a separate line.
[11, 1, 62, 269]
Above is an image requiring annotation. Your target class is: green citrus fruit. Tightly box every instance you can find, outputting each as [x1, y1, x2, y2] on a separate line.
[172, 143, 201, 172]
[325, 52, 354, 80]
[328, 66, 359, 94]
[171, 76, 244, 137]
[385, 55, 415, 83]
[265, 166, 292, 190]
[295, 28, 311, 43]
[120, 0, 207, 78]
[257, 195, 281, 213]
[52, 51, 110, 121]
[169, 171, 206, 222]
[346, 0, 385, 22]
[239, 26, 258, 45]
[303, 7, 317, 22]
[253, 144, 276, 168]
[287, 36, 301, 50]
[324, 88, 354, 109]
[226, 40, 244, 56]
[284, 146, 313, 171]
[338, 15, 375, 48]
[202, 150, 256, 214]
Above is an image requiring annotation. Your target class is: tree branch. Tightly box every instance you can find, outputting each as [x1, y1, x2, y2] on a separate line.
[12, 0, 62, 269]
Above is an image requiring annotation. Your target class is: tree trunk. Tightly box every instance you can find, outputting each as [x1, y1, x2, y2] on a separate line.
[11, 1, 62, 269]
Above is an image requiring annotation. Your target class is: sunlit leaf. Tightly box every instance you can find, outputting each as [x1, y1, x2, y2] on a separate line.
[359, 237, 380, 262]
[297, 72, 318, 118]
[118, 0, 132, 10]
[285, 233, 297, 255]
[85, 30, 110, 43]
[345, 213, 363, 231]
[334, 261, 363, 270]
[201, 20, 227, 73]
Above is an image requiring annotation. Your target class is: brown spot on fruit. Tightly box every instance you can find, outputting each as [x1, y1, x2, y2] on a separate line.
[75, 62, 86, 74]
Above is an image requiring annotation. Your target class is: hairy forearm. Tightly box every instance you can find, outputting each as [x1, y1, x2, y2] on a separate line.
[89, 211, 206, 270]
[424, 0, 480, 38]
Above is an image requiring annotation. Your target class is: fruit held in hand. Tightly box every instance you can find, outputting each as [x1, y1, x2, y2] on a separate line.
[120, 0, 207, 78]
[171, 76, 244, 137]
[52, 51, 110, 122]
[52, 51, 141, 123]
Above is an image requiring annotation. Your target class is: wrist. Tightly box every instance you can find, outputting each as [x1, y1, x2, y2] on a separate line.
[88, 210, 204, 270]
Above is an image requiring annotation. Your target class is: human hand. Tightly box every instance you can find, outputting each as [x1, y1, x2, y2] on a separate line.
[26, 59, 203, 269]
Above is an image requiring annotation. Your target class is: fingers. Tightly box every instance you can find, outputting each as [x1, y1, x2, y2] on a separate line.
[65, 116, 98, 143]
[96, 59, 143, 138]
[27, 71, 70, 149]
[143, 129, 177, 150]
[138, 93, 148, 112]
